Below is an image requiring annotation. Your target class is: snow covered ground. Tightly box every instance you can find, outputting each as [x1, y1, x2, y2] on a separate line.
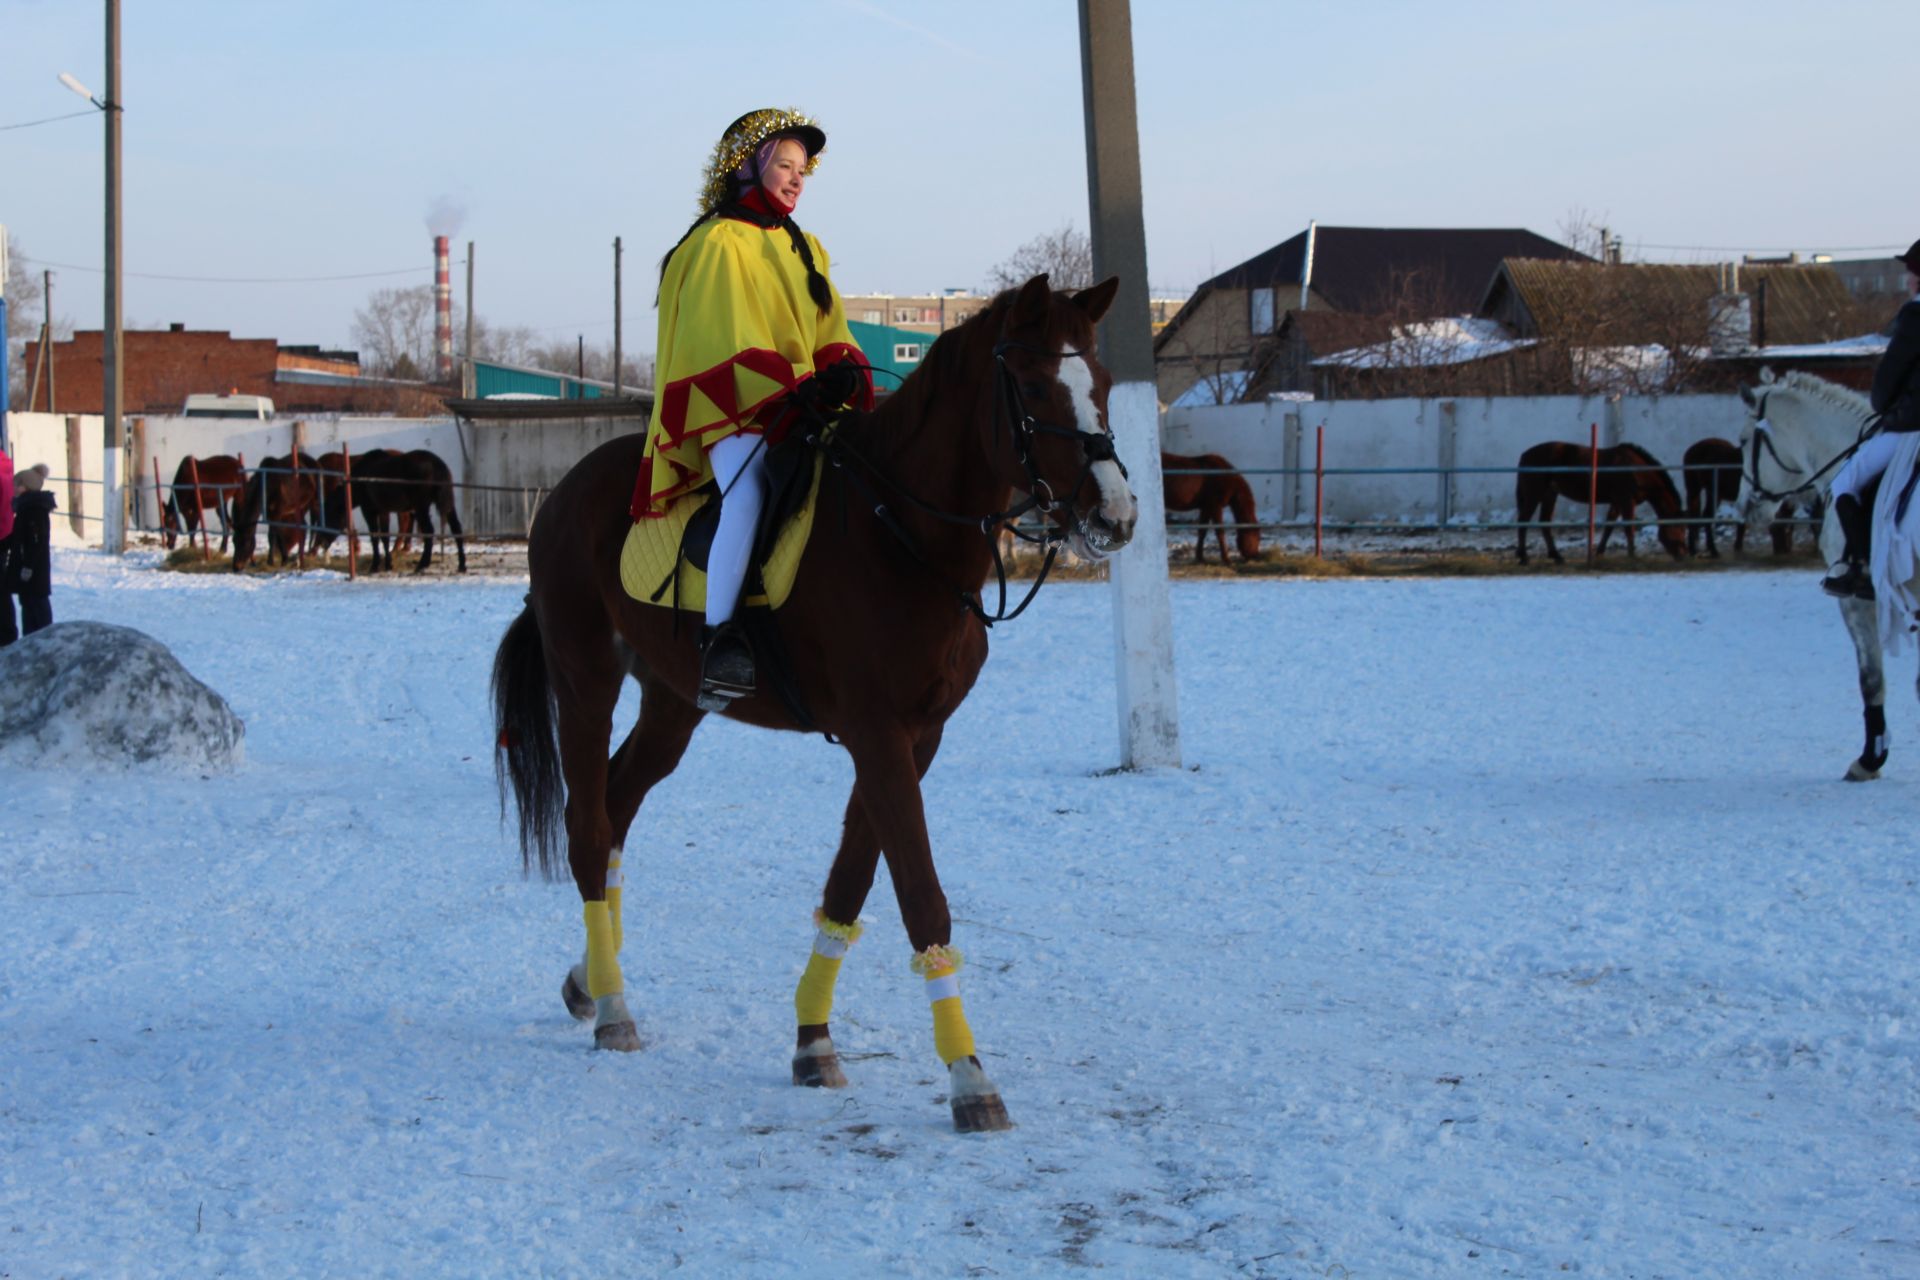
[2, 549, 1916, 1278]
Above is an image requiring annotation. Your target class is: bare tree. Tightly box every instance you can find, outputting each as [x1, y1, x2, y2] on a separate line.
[351, 284, 435, 377]
[1557, 206, 1616, 263]
[983, 224, 1094, 293]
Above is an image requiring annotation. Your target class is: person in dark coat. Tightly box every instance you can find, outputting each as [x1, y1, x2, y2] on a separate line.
[3, 463, 57, 642]
[1820, 239, 1920, 599]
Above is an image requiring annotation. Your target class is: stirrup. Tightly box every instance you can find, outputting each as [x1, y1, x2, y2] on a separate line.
[1821, 562, 1875, 601]
[697, 623, 756, 711]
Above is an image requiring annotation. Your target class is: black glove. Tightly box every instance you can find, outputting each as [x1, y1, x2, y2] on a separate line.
[806, 359, 863, 410]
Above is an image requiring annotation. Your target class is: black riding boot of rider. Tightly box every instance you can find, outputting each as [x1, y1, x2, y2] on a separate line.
[697, 622, 756, 711]
[1822, 492, 1876, 601]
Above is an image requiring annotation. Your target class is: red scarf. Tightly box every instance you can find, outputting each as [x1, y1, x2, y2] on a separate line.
[737, 185, 794, 219]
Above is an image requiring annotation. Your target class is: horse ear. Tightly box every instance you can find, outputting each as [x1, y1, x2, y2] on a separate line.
[1011, 274, 1052, 329]
[1758, 366, 1777, 385]
[1072, 276, 1121, 325]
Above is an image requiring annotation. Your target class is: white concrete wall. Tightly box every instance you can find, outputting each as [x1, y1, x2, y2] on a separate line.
[8, 411, 107, 547]
[1164, 393, 1751, 524]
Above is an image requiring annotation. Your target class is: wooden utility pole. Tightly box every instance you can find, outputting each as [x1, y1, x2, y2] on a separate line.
[613, 236, 624, 399]
[463, 241, 476, 397]
[1078, 0, 1181, 769]
[44, 270, 56, 413]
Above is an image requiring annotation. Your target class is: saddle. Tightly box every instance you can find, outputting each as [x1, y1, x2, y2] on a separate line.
[619, 436, 822, 613]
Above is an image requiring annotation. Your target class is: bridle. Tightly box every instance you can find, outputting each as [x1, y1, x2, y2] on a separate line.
[1741, 387, 1875, 504]
[802, 335, 1129, 625]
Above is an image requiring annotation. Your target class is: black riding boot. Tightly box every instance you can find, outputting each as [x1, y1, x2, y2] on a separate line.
[1822, 492, 1876, 601]
[697, 622, 756, 711]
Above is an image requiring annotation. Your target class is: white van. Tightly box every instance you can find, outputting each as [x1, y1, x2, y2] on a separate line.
[182, 393, 275, 420]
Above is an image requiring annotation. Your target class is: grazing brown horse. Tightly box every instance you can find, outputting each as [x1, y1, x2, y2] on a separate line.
[1515, 440, 1688, 564]
[1162, 450, 1261, 563]
[1682, 437, 1744, 557]
[492, 275, 1136, 1132]
[230, 453, 320, 571]
[341, 449, 466, 574]
[161, 454, 246, 552]
[311, 449, 412, 557]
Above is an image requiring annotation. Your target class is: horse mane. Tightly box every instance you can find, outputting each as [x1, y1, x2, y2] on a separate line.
[1775, 370, 1873, 419]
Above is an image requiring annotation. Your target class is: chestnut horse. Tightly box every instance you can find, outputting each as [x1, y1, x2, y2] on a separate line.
[492, 275, 1137, 1132]
[230, 453, 320, 571]
[1162, 450, 1261, 563]
[161, 454, 246, 552]
[1515, 441, 1688, 564]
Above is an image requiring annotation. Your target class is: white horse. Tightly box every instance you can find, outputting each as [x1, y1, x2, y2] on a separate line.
[1736, 368, 1913, 779]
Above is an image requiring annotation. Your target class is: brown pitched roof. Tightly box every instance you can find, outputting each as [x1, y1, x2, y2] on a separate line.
[1202, 226, 1591, 314]
[1485, 260, 1856, 345]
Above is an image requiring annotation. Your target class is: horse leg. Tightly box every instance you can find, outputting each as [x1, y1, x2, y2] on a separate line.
[1211, 504, 1230, 565]
[560, 674, 706, 1025]
[413, 503, 436, 574]
[1192, 522, 1206, 564]
[443, 494, 467, 573]
[547, 629, 638, 1050]
[792, 727, 946, 1090]
[1541, 494, 1563, 564]
[1839, 596, 1890, 780]
[843, 726, 1010, 1132]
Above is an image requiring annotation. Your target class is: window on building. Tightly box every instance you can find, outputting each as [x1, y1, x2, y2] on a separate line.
[894, 344, 923, 363]
[1250, 287, 1276, 336]
[894, 308, 914, 323]
[863, 309, 882, 324]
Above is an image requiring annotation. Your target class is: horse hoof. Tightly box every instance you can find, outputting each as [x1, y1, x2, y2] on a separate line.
[1845, 760, 1883, 782]
[792, 1050, 848, 1089]
[952, 1092, 1012, 1133]
[594, 1021, 642, 1052]
[948, 1056, 1012, 1133]
[561, 967, 594, 1021]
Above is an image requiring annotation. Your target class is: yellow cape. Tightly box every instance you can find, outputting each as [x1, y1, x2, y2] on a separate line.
[637, 216, 865, 517]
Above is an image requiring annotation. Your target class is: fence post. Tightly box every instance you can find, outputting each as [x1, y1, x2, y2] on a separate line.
[1437, 400, 1456, 527]
[1314, 423, 1325, 559]
[1586, 421, 1598, 564]
[291, 448, 306, 569]
[343, 442, 358, 581]
[151, 454, 165, 547]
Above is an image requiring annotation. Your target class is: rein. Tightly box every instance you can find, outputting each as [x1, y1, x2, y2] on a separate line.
[800, 338, 1125, 627]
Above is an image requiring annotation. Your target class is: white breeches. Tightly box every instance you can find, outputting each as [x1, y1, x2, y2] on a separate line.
[1832, 431, 1904, 504]
[705, 432, 769, 627]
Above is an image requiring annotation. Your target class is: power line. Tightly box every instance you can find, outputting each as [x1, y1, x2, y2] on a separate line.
[18, 256, 439, 284]
[0, 109, 96, 132]
[1632, 242, 1903, 255]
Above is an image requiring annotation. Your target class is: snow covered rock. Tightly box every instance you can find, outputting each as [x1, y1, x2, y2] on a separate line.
[0, 621, 245, 771]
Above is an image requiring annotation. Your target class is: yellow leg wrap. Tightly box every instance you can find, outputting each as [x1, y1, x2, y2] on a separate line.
[931, 994, 977, 1065]
[607, 859, 624, 955]
[794, 951, 843, 1026]
[582, 900, 623, 999]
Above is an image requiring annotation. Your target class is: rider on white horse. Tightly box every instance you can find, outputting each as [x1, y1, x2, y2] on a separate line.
[1822, 239, 1920, 600]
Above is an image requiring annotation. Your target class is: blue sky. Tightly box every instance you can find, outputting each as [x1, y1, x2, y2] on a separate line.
[4, 0, 1914, 355]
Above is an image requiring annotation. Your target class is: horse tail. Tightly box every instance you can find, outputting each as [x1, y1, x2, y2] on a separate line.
[1227, 474, 1261, 559]
[492, 606, 565, 879]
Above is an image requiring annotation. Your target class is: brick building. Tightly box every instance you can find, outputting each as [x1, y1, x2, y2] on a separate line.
[21, 324, 449, 417]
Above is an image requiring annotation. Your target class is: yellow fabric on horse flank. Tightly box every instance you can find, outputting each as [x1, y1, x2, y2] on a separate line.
[794, 950, 844, 1026]
[618, 456, 823, 612]
[930, 993, 977, 1065]
[582, 900, 623, 998]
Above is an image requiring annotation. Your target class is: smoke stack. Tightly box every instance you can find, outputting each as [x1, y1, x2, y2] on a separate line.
[434, 235, 453, 382]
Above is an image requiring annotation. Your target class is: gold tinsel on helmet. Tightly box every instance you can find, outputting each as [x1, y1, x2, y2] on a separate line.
[697, 108, 823, 215]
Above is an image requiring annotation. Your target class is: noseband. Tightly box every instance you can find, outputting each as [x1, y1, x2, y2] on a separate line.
[991, 339, 1129, 517]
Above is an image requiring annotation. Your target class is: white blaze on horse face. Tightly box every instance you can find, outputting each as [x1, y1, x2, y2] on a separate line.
[1059, 349, 1137, 530]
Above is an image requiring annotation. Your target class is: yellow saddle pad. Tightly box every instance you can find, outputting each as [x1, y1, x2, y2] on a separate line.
[618, 458, 823, 612]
